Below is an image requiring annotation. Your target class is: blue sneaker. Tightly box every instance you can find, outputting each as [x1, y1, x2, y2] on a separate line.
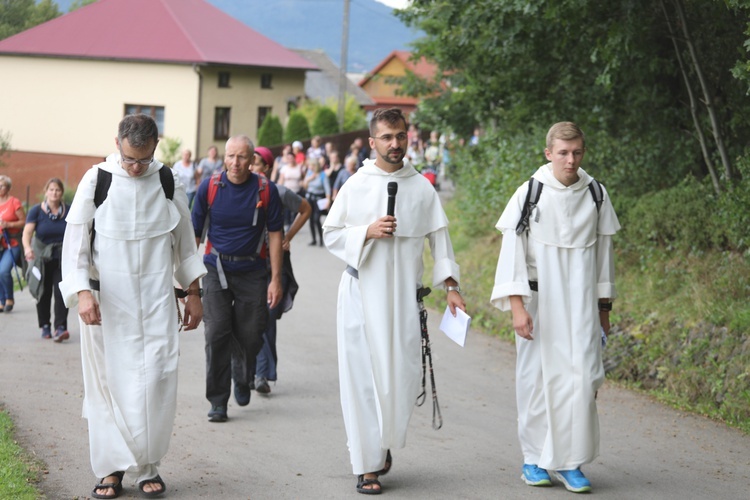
[41, 325, 52, 339]
[553, 468, 592, 493]
[521, 464, 552, 486]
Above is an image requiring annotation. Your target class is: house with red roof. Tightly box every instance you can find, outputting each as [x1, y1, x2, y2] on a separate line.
[0, 0, 316, 190]
[358, 50, 439, 117]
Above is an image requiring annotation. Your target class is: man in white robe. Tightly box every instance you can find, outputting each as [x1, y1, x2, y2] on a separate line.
[323, 108, 466, 495]
[60, 114, 206, 498]
[490, 122, 620, 493]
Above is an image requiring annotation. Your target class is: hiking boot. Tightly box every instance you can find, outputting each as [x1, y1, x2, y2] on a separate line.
[234, 383, 251, 406]
[552, 468, 592, 493]
[255, 377, 271, 395]
[54, 326, 69, 343]
[521, 464, 552, 487]
[207, 406, 228, 422]
[41, 325, 52, 339]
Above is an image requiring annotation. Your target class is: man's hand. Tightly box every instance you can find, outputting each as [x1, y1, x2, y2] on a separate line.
[182, 295, 203, 331]
[267, 277, 282, 309]
[447, 290, 466, 316]
[78, 290, 101, 326]
[510, 296, 533, 340]
[366, 216, 397, 240]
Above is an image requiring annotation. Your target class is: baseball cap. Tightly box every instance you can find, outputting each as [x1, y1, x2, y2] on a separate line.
[254, 146, 274, 167]
[292, 140, 303, 150]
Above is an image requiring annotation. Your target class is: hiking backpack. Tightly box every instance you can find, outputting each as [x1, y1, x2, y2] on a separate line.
[515, 177, 604, 235]
[94, 165, 174, 207]
[202, 171, 270, 258]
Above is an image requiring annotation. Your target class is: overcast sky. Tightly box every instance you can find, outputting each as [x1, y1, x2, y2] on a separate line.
[374, 0, 410, 9]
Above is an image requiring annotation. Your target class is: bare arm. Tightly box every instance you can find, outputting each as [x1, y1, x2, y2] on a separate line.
[266, 230, 283, 309]
[22, 222, 36, 261]
[283, 197, 312, 250]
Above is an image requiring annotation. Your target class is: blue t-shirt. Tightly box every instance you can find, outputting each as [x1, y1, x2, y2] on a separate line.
[26, 203, 68, 246]
[192, 172, 283, 273]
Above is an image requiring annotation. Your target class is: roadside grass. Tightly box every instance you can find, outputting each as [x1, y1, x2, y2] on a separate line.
[0, 407, 44, 499]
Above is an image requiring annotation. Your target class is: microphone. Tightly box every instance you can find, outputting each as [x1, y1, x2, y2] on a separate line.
[387, 182, 398, 217]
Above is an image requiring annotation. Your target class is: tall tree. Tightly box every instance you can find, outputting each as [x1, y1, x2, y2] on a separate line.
[0, 0, 60, 40]
[398, 0, 750, 193]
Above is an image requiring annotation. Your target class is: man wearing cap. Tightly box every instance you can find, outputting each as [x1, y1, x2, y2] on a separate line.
[192, 135, 284, 422]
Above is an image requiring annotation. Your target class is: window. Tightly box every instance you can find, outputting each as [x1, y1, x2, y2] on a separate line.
[257, 106, 272, 131]
[124, 104, 165, 135]
[214, 107, 231, 140]
[261, 73, 273, 89]
[218, 71, 231, 88]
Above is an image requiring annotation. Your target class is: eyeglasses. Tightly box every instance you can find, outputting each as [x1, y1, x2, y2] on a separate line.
[371, 132, 408, 142]
[119, 147, 154, 165]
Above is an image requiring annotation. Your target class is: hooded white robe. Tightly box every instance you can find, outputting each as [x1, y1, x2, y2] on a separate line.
[323, 159, 460, 475]
[59, 155, 206, 481]
[490, 164, 620, 470]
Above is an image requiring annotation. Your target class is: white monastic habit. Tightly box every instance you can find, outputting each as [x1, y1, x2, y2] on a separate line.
[323, 159, 460, 475]
[491, 163, 620, 471]
[59, 154, 206, 482]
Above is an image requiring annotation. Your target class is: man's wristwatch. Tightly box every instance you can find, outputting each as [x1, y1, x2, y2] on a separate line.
[186, 288, 203, 298]
[598, 301, 612, 312]
[446, 285, 461, 294]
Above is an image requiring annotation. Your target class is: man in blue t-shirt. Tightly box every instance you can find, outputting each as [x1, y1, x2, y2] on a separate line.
[192, 135, 284, 422]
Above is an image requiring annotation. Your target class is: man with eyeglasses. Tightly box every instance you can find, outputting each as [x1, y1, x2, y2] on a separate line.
[323, 107, 466, 495]
[60, 113, 207, 498]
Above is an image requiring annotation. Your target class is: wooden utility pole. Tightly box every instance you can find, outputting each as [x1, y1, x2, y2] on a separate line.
[338, 0, 351, 132]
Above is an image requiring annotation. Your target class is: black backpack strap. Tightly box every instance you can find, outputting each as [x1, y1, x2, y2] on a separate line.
[94, 168, 112, 208]
[515, 177, 543, 235]
[588, 179, 603, 212]
[158, 165, 175, 200]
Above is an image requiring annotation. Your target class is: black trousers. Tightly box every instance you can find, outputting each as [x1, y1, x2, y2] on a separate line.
[203, 265, 269, 407]
[36, 258, 68, 329]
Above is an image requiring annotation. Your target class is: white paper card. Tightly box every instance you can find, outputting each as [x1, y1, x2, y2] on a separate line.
[439, 305, 471, 347]
[32, 266, 42, 280]
[317, 198, 328, 211]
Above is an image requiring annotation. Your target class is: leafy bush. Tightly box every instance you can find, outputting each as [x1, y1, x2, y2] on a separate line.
[157, 136, 182, 167]
[450, 127, 545, 235]
[257, 114, 283, 147]
[283, 111, 311, 144]
[622, 167, 750, 254]
[312, 107, 340, 136]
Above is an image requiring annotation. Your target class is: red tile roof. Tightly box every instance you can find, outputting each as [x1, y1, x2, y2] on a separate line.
[0, 0, 317, 70]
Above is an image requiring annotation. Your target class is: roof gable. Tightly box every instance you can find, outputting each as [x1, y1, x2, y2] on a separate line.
[0, 0, 317, 70]
[359, 50, 438, 86]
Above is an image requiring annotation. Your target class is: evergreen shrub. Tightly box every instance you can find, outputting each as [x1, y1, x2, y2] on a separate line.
[257, 114, 283, 147]
[283, 111, 311, 144]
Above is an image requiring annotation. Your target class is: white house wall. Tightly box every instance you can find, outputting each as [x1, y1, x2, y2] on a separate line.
[0, 56, 199, 157]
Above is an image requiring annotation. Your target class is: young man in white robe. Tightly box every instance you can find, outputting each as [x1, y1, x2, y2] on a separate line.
[490, 122, 620, 493]
[60, 114, 206, 499]
[323, 108, 466, 495]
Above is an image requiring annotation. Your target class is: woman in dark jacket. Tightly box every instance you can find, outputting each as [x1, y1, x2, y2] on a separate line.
[22, 178, 69, 341]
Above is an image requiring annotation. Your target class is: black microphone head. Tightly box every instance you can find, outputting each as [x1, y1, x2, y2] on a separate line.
[388, 182, 398, 195]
